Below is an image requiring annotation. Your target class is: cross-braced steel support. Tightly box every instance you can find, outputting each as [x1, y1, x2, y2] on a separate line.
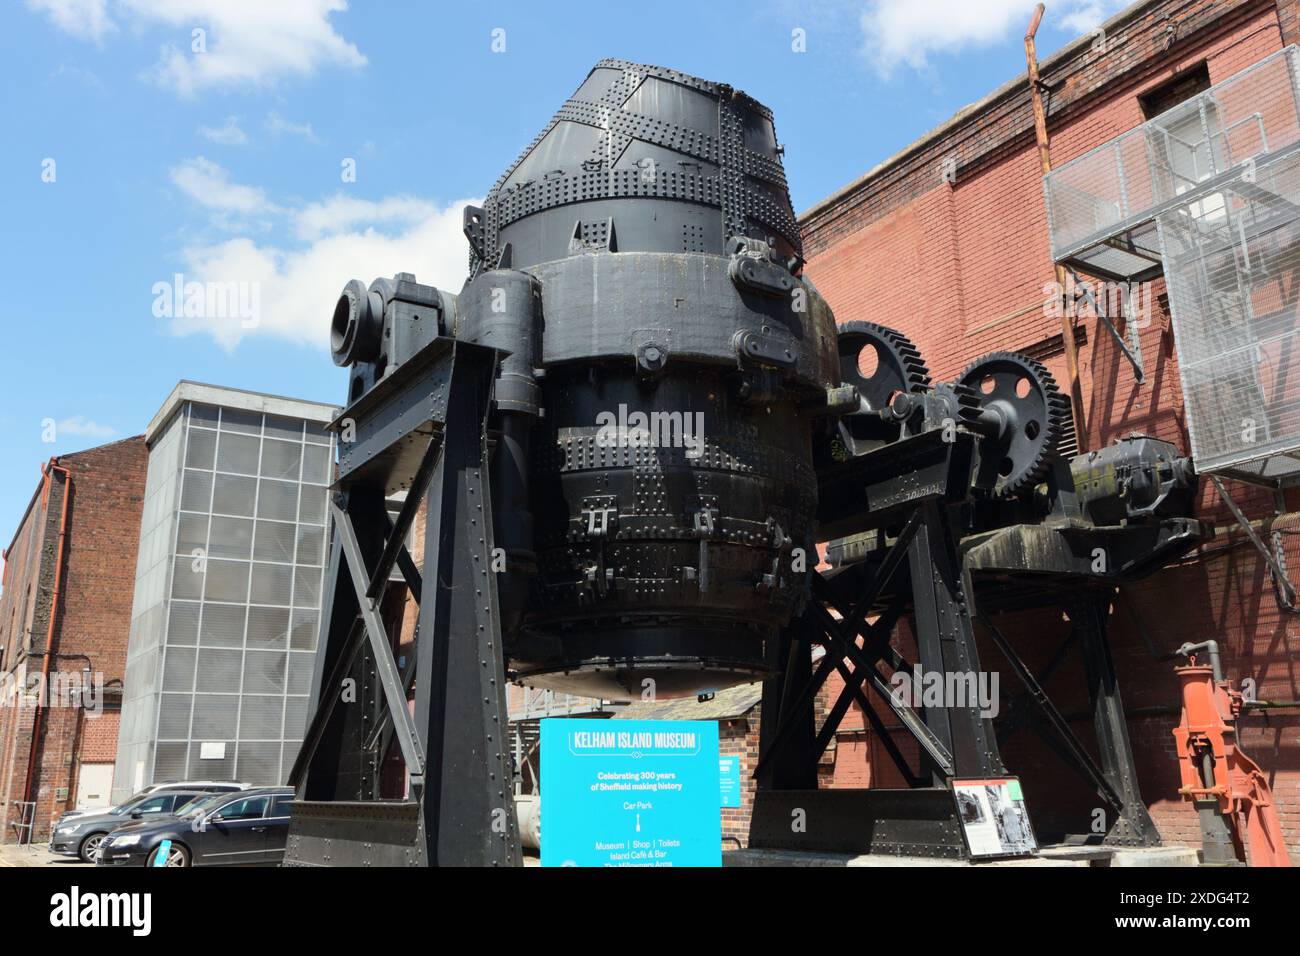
[287, 338, 521, 867]
[749, 482, 1007, 858]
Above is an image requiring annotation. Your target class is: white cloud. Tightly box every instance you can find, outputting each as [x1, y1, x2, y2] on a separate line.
[27, 0, 114, 42]
[168, 199, 476, 350]
[162, 163, 478, 350]
[57, 416, 118, 439]
[263, 110, 321, 143]
[30, 0, 365, 95]
[860, 0, 1127, 77]
[292, 194, 440, 242]
[169, 156, 276, 216]
[198, 115, 248, 145]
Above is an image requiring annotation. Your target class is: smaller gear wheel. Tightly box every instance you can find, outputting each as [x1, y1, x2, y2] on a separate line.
[834, 321, 931, 455]
[957, 351, 1071, 496]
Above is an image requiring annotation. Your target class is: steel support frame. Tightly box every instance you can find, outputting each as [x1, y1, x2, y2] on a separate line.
[981, 602, 1161, 848]
[1210, 475, 1297, 611]
[1066, 592, 1162, 847]
[288, 338, 521, 867]
[750, 487, 1006, 859]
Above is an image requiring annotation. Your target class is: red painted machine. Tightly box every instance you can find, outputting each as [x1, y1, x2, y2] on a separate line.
[1171, 643, 1290, 867]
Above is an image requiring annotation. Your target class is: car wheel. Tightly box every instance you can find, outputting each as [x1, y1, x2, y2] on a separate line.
[150, 843, 190, 867]
[78, 833, 107, 863]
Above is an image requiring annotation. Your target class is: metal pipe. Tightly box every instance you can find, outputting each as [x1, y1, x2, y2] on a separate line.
[1164, 639, 1224, 681]
[1026, 3, 1089, 451]
[20, 460, 71, 820]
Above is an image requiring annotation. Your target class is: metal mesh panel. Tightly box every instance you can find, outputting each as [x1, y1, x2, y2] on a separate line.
[179, 469, 212, 512]
[184, 428, 216, 469]
[250, 562, 293, 606]
[294, 566, 321, 608]
[196, 648, 243, 693]
[286, 653, 315, 695]
[212, 474, 257, 517]
[302, 443, 331, 484]
[283, 698, 309, 738]
[243, 650, 287, 695]
[1159, 152, 1300, 475]
[236, 742, 283, 785]
[157, 694, 193, 739]
[171, 556, 203, 599]
[298, 485, 327, 524]
[295, 526, 325, 566]
[203, 558, 250, 602]
[247, 606, 290, 649]
[253, 520, 296, 562]
[239, 695, 285, 737]
[1045, 47, 1300, 270]
[176, 513, 208, 554]
[208, 516, 253, 559]
[118, 402, 336, 796]
[192, 694, 239, 738]
[167, 601, 200, 646]
[257, 479, 300, 522]
[260, 438, 302, 480]
[188, 747, 235, 780]
[161, 647, 196, 693]
[281, 743, 304, 781]
[289, 609, 318, 651]
[215, 432, 260, 475]
[154, 742, 190, 781]
[199, 602, 246, 647]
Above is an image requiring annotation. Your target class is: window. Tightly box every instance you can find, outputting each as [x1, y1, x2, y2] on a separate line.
[133, 795, 172, 813]
[1140, 62, 1211, 119]
[270, 795, 294, 818]
[214, 796, 269, 821]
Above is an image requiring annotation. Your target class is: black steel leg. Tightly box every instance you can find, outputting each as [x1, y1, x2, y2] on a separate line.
[908, 501, 1004, 780]
[413, 345, 521, 867]
[1070, 593, 1162, 847]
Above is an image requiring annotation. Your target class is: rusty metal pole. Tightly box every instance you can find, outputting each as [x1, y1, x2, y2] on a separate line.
[1026, 3, 1088, 451]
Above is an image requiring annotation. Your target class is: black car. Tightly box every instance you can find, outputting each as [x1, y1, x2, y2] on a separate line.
[95, 787, 295, 867]
[51, 790, 209, 862]
[54, 781, 248, 829]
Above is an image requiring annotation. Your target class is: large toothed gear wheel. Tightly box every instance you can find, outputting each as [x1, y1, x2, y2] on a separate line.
[835, 321, 931, 454]
[957, 351, 1072, 496]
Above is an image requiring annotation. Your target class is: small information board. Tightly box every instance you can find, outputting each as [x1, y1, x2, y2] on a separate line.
[718, 755, 741, 808]
[540, 718, 721, 867]
[951, 777, 1038, 858]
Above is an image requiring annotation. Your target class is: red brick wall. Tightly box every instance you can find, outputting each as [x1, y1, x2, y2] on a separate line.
[720, 716, 758, 848]
[801, 0, 1300, 860]
[0, 437, 146, 842]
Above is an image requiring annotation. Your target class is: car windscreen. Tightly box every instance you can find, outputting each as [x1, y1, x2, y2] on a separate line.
[172, 793, 212, 814]
[109, 791, 156, 814]
[177, 793, 231, 819]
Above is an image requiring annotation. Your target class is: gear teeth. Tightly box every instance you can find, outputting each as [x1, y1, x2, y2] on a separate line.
[837, 320, 931, 402]
[957, 350, 1072, 496]
[948, 382, 983, 426]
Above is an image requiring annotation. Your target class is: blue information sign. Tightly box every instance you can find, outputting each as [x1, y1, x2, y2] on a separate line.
[718, 755, 741, 808]
[541, 718, 721, 867]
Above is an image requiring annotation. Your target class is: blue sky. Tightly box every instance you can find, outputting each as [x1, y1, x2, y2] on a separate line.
[0, 0, 1124, 546]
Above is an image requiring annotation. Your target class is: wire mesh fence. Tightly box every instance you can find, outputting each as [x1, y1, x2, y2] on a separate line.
[1045, 46, 1300, 479]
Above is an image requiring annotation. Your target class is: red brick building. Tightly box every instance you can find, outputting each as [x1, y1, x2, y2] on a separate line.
[0, 437, 147, 843]
[802, 0, 1300, 857]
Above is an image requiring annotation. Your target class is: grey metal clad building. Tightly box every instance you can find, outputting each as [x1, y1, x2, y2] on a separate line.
[112, 382, 339, 801]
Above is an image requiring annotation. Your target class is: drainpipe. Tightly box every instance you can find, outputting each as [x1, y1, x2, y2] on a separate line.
[1026, 3, 1089, 452]
[21, 460, 71, 816]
